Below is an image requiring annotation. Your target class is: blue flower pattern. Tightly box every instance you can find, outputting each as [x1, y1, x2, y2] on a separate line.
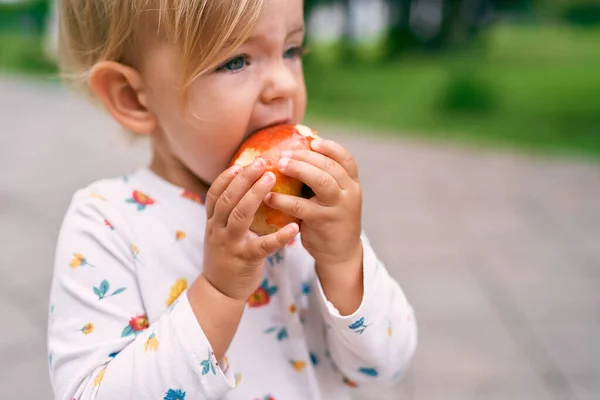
[348, 317, 369, 334]
[164, 388, 185, 400]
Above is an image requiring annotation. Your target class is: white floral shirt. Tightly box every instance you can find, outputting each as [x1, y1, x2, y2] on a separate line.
[47, 167, 417, 400]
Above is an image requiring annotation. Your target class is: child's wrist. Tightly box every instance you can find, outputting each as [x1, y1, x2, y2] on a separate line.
[194, 274, 247, 306]
[188, 274, 246, 361]
[315, 246, 364, 316]
[315, 244, 363, 282]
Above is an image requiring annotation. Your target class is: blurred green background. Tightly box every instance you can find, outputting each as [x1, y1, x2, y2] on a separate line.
[1, 0, 599, 159]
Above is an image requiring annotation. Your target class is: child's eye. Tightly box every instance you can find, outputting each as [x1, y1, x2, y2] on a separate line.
[283, 46, 306, 60]
[217, 56, 248, 72]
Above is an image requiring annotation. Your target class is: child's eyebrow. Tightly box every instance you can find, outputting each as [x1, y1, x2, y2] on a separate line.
[249, 24, 305, 44]
[224, 23, 305, 49]
[286, 24, 305, 39]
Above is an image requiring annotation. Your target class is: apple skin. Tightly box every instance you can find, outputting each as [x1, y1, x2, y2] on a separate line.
[229, 123, 319, 236]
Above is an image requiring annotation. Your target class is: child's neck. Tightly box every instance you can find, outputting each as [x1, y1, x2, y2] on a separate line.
[149, 153, 210, 199]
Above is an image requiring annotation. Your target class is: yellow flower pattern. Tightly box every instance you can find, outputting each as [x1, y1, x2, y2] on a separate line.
[69, 253, 95, 269]
[94, 367, 106, 387]
[235, 373, 242, 387]
[222, 355, 230, 373]
[81, 322, 94, 335]
[89, 193, 107, 201]
[290, 360, 306, 373]
[175, 230, 186, 241]
[166, 278, 188, 307]
[144, 333, 159, 352]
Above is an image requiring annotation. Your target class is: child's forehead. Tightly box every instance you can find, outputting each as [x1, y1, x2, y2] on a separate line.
[243, 22, 305, 46]
[241, 1, 305, 45]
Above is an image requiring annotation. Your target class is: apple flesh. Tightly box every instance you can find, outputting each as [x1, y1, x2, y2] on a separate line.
[229, 123, 319, 236]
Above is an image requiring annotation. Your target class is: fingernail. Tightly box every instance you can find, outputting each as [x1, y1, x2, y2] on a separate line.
[252, 158, 265, 169]
[278, 158, 289, 170]
[281, 150, 293, 158]
[231, 165, 242, 175]
[311, 139, 322, 150]
[262, 172, 274, 183]
[287, 223, 299, 234]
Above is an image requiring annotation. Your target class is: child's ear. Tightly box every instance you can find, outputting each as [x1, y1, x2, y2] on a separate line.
[88, 61, 156, 135]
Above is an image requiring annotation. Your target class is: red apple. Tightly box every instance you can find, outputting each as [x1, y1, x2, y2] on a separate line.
[229, 123, 319, 236]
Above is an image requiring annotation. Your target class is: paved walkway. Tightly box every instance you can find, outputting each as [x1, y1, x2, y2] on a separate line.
[1, 75, 599, 399]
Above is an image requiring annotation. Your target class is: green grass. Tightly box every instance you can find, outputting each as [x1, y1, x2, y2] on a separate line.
[0, 32, 57, 76]
[304, 24, 600, 160]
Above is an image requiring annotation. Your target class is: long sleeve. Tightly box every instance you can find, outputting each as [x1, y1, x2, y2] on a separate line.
[47, 191, 235, 400]
[312, 233, 418, 389]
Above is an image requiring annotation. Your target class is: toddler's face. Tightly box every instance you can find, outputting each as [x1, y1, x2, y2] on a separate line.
[141, 0, 307, 190]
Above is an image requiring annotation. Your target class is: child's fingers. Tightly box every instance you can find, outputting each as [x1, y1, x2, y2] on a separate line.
[311, 139, 359, 182]
[277, 158, 340, 204]
[205, 165, 241, 219]
[286, 149, 351, 190]
[264, 193, 321, 221]
[213, 158, 266, 226]
[248, 223, 299, 260]
[227, 171, 276, 238]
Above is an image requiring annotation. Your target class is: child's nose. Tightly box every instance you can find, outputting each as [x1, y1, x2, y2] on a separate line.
[260, 62, 299, 104]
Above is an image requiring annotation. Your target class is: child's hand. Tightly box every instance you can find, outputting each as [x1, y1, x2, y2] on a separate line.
[265, 139, 363, 276]
[202, 159, 299, 301]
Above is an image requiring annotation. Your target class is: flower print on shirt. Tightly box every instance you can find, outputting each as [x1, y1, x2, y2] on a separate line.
[348, 317, 369, 335]
[200, 351, 216, 376]
[175, 230, 186, 242]
[343, 377, 359, 388]
[145, 332, 159, 353]
[76, 323, 94, 335]
[93, 279, 126, 300]
[131, 244, 139, 258]
[126, 190, 155, 211]
[166, 279, 187, 308]
[164, 388, 186, 400]
[247, 278, 278, 308]
[265, 326, 289, 342]
[290, 360, 307, 373]
[94, 367, 106, 387]
[181, 189, 204, 205]
[69, 253, 95, 269]
[358, 367, 378, 377]
[266, 250, 284, 267]
[89, 193, 107, 201]
[301, 281, 311, 295]
[290, 281, 312, 324]
[104, 219, 114, 230]
[168, 298, 180, 313]
[121, 315, 149, 337]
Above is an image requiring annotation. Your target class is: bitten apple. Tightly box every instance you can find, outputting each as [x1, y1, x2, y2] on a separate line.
[229, 123, 319, 236]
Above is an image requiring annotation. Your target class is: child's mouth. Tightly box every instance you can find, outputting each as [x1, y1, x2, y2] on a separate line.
[245, 119, 293, 141]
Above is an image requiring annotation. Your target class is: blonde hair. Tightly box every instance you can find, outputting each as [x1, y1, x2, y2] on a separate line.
[58, 0, 267, 97]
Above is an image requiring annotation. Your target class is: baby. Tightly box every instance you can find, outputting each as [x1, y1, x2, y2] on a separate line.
[47, 1, 417, 399]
